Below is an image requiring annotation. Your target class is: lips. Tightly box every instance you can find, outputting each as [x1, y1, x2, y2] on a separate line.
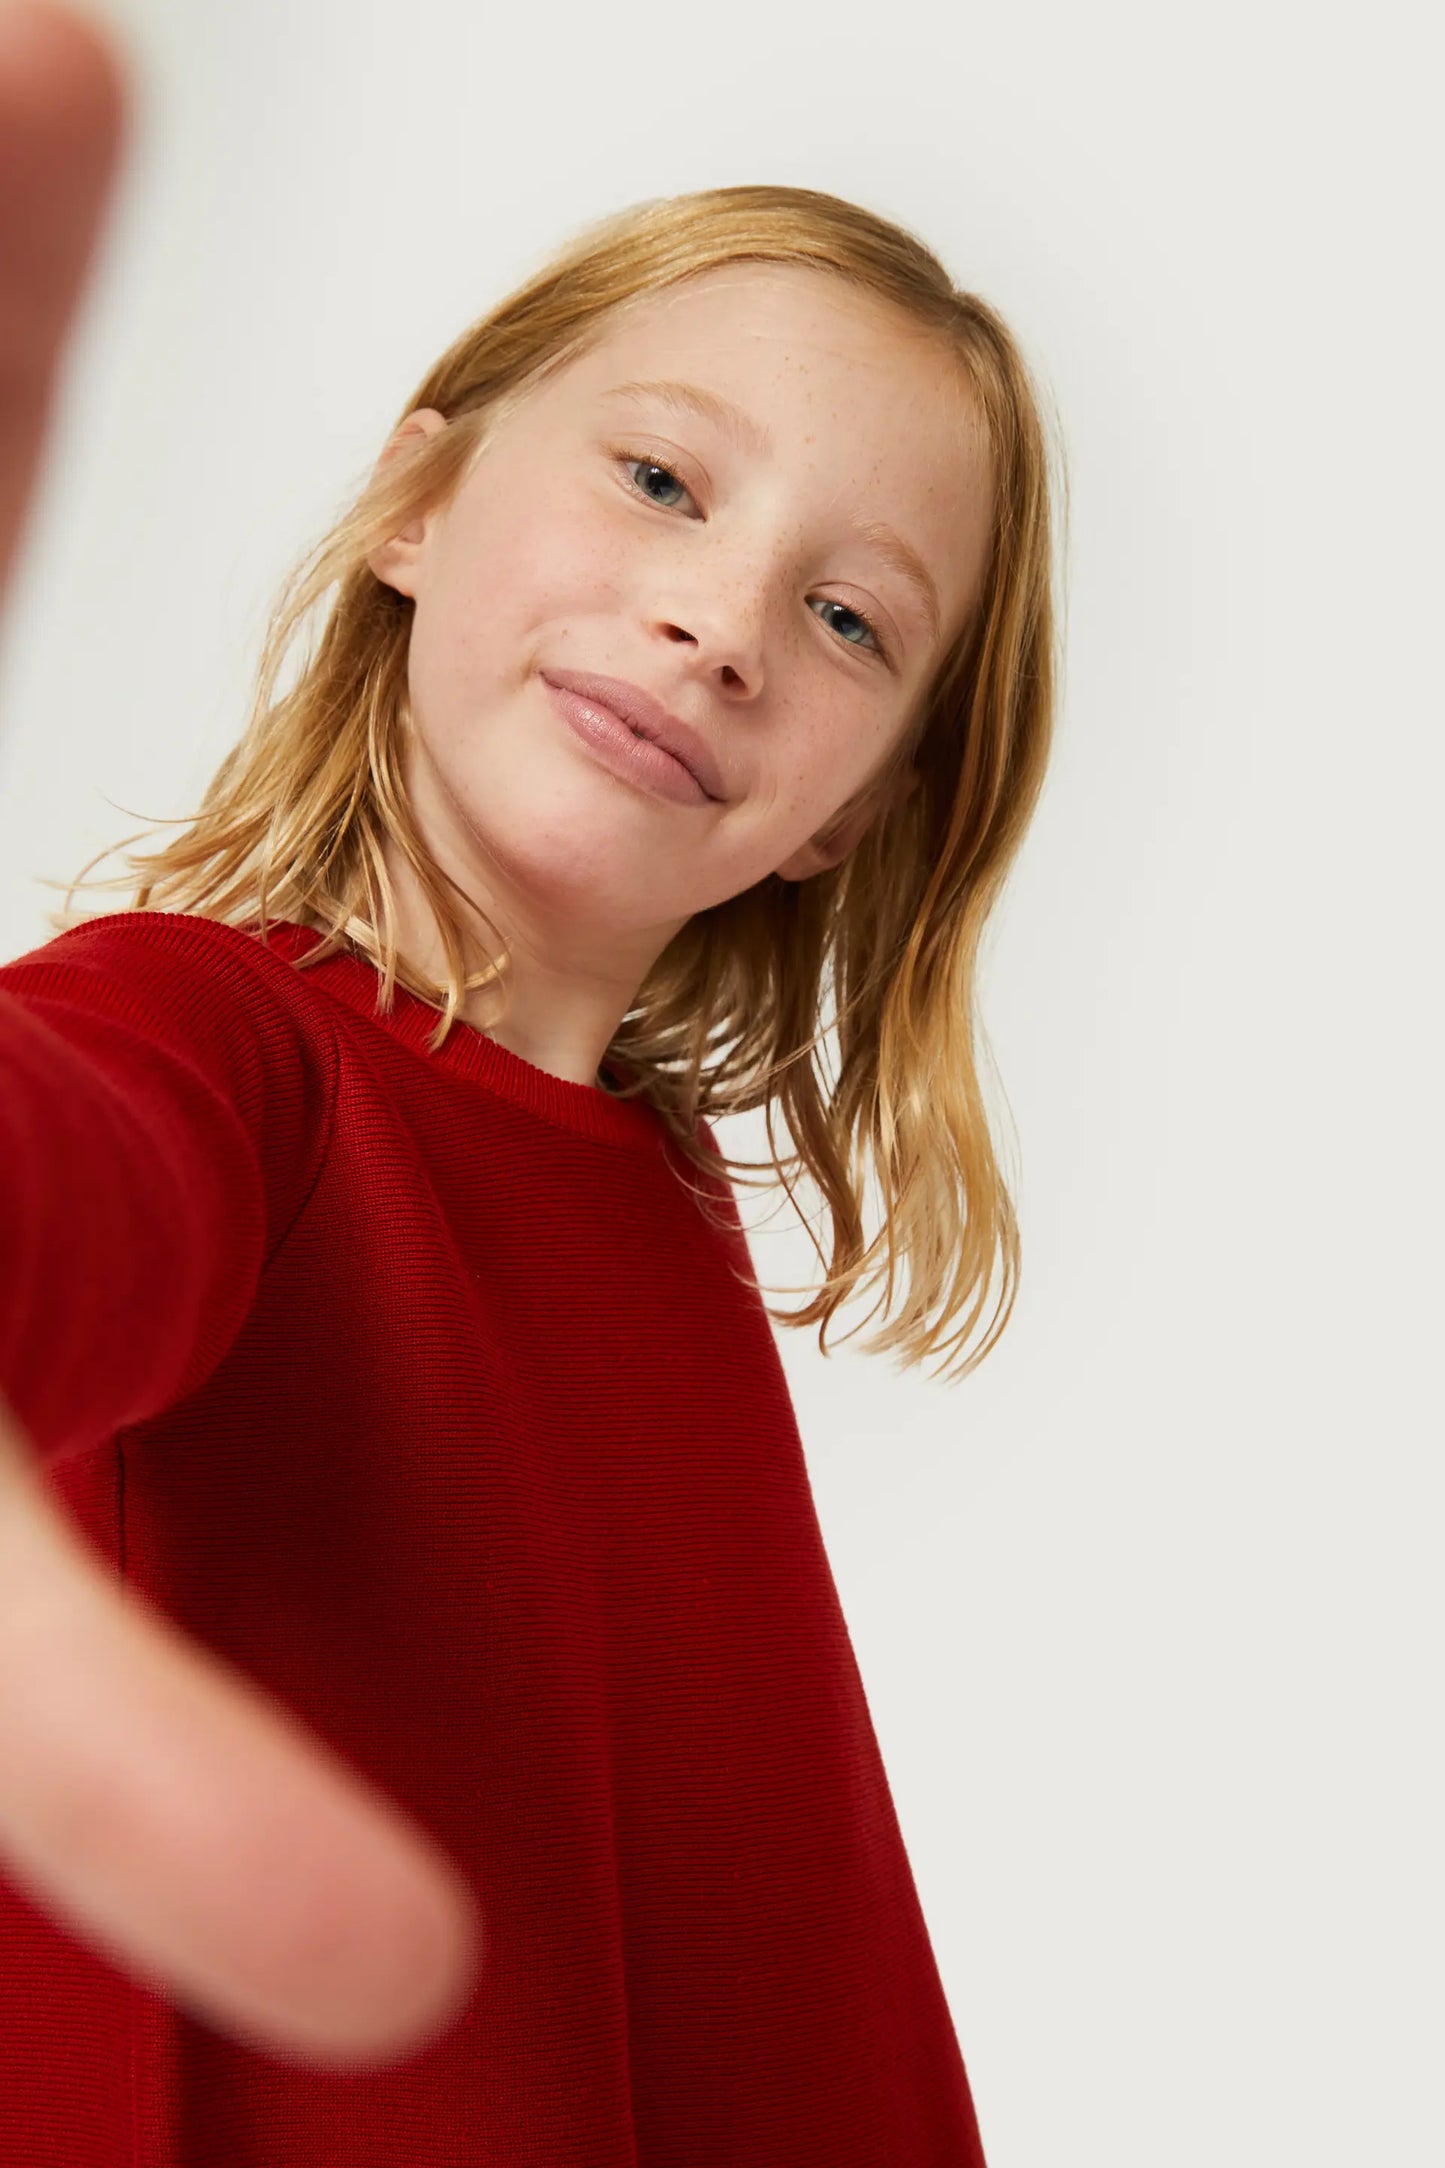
[538, 669, 727, 803]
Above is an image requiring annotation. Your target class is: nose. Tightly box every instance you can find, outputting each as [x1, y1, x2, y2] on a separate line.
[659, 625, 746, 691]
[651, 588, 766, 694]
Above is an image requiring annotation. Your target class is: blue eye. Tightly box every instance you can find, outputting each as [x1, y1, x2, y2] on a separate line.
[617, 453, 889, 662]
[625, 457, 690, 511]
[810, 598, 878, 652]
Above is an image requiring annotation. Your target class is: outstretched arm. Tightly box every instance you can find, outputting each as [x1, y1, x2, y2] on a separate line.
[0, 1, 480, 2073]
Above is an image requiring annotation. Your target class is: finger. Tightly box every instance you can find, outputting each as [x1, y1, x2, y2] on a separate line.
[0, 1399, 482, 2071]
[0, 1, 129, 601]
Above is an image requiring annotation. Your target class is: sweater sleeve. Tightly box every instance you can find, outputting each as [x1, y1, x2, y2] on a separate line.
[0, 911, 336, 1467]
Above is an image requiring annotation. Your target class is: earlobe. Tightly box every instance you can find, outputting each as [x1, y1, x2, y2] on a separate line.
[774, 812, 871, 884]
[367, 531, 422, 596]
[774, 765, 922, 884]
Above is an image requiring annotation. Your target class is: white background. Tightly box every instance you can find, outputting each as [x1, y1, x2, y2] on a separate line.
[0, 2, 1439, 2160]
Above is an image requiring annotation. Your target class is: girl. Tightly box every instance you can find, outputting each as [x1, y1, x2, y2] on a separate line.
[0, 5, 1061, 2161]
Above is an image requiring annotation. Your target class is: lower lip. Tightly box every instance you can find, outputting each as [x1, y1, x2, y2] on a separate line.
[542, 678, 713, 808]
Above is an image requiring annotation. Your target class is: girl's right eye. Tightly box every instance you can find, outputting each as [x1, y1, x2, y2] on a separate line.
[618, 454, 694, 513]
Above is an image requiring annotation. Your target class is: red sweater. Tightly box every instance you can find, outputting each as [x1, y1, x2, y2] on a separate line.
[0, 908, 988, 2166]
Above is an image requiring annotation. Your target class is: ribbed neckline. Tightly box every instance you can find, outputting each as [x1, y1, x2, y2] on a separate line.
[253, 920, 666, 1154]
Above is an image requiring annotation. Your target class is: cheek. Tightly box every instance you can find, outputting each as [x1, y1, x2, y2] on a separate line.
[457, 473, 624, 636]
[409, 484, 630, 727]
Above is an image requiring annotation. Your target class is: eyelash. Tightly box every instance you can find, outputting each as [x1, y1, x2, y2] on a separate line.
[614, 449, 891, 664]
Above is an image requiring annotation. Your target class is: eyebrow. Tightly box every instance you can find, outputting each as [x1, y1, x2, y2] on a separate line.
[600, 376, 943, 645]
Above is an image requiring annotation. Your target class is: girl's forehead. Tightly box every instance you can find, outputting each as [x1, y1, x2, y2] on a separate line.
[541, 273, 982, 471]
[586, 262, 950, 378]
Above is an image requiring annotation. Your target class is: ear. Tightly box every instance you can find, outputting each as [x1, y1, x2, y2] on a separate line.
[774, 764, 922, 883]
[366, 408, 450, 597]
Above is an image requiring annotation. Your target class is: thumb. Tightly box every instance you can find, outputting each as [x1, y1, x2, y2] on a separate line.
[0, 1, 129, 604]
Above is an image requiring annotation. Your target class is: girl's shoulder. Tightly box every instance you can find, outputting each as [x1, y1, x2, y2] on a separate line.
[4, 905, 327, 1006]
[0, 905, 342, 1098]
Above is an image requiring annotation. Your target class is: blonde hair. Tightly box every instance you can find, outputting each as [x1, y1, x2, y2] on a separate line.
[45, 183, 1066, 1386]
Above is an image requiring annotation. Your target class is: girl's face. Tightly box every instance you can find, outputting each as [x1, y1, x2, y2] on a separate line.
[369, 262, 992, 986]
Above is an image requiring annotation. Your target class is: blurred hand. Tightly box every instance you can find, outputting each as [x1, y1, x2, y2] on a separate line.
[0, 1, 480, 2071]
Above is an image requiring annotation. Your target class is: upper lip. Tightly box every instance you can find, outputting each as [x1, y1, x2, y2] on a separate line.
[540, 669, 728, 803]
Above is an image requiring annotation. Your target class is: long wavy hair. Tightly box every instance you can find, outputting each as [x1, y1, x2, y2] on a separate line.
[44, 183, 1066, 1386]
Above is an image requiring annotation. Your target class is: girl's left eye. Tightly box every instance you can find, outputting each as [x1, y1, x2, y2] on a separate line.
[616, 453, 889, 662]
